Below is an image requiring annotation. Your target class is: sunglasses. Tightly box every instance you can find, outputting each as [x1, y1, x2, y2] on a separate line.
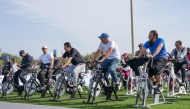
[138, 46, 142, 47]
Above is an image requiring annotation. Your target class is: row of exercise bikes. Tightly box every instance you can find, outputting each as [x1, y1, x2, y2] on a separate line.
[1, 53, 190, 108]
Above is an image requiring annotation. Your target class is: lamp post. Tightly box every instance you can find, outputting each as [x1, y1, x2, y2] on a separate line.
[130, 0, 135, 56]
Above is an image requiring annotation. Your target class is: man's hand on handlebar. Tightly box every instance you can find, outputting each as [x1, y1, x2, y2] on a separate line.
[90, 60, 95, 66]
[146, 55, 153, 58]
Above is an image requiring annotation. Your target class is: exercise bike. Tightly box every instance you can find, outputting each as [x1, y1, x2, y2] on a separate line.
[1, 70, 15, 98]
[50, 65, 87, 102]
[131, 57, 173, 108]
[83, 60, 124, 104]
[166, 53, 186, 98]
[23, 69, 53, 100]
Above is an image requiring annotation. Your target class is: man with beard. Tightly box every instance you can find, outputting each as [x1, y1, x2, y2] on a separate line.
[135, 30, 167, 94]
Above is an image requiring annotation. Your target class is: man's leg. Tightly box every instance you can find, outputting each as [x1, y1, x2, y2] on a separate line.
[19, 70, 28, 85]
[14, 70, 21, 86]
[174, 63, 183, 84]
[181, 62, 187, 83]
[154, 58, 167, 93]
[64, 65, 75, 86]
[108, 59, 120, 83]
[72, 63, 85, 86]
[37, 69, 47, 86]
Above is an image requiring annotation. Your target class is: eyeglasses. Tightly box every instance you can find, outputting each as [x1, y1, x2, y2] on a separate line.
[138, 46, 142, 47]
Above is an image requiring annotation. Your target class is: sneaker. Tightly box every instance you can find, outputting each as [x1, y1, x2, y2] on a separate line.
[179, 82, 185, 86]
[154, 85, 163, 94]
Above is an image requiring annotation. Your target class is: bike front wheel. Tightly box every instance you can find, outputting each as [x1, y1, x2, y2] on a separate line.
[89, 80, 102, 98]
[24, 81, 37, 96]
[54, 80, 67, 97]
[2, 82, 14, 94]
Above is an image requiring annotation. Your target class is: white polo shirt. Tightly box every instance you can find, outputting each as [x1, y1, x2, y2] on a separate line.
[38, 52, 54, 64]
[98, 40, 121, 59]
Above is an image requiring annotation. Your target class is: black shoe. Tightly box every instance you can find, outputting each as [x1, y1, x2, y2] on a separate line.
[152, 82, 158, 89]
[154, 85, 163, 94]
[179, 82, 185, 86]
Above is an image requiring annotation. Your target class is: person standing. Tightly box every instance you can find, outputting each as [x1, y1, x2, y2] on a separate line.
[12, 58, 18, 73]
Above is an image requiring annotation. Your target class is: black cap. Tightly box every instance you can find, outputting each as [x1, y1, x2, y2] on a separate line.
[138, 43, 143, 47]
[19, 50, 25, 56]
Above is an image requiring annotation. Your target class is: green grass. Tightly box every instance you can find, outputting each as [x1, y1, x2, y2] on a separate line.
[0, 88, 190, 109]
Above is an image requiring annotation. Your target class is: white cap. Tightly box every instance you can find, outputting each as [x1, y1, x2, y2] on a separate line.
[42, 45, 48, 49]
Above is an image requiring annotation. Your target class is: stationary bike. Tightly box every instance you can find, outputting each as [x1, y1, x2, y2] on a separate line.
[1, 70, 15, 98]
[83, 60, 124, 104]
[50, 65, 87, 102]
[131, 58, 173, 108]
[166, 53, 186, 98]
[23, 69, 53, 99]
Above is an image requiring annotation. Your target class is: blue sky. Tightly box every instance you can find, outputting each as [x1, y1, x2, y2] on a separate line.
[0, 0, 190, 59]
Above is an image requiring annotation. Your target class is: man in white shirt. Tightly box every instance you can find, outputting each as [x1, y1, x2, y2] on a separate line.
[12, 58, 18, 73]
[170, 40, 187, 86]
[31, 46, 54, 94]
[90, 33, 121, 91]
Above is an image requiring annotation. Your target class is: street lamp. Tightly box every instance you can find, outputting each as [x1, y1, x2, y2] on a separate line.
[130, 0, 135, 56]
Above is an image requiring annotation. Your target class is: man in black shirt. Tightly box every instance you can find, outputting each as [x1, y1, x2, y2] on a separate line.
[56, 42, 85, 87]
[14, 50, 33, 87]
[2, 56, 13, 84]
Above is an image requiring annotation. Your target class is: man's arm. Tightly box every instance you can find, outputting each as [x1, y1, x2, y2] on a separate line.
[178, 48, 187, 61]
[56, 58, 64, 68]
[63, 57, 73, 67]
[91, 49, 101, 61]
[137, 47, 147, 58]
[31, 60, 41, 69]
[100, 47, 113, 61]
[27, 56, 33, 68]
[152, 43, 164, 57]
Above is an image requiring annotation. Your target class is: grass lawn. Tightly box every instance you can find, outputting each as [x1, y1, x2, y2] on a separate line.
[0, 88, 190, 109]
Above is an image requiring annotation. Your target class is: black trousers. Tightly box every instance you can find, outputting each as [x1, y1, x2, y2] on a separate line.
[37, 69, 48, 86]
[174, 61, 187, 82]
[14, 69, 28, 86]
[2, 71, 9, 84]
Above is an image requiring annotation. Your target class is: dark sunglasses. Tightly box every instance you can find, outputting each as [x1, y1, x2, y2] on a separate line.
[138, 46, 142, 47]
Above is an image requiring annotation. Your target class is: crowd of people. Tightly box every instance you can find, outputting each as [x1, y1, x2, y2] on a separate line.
[0, 30, 190, 97]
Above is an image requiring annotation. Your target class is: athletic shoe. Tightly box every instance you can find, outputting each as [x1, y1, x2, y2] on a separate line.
[154, 85, 163, 94]
[179, 82, 185, 86]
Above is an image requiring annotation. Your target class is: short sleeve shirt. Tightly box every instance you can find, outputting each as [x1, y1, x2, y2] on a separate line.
[98, 40, 121, 59]
[38, 52, 54, 64]
[3, 61, 13, 71]
[143, 38, 167, 59]
[62, 48, 84, 65]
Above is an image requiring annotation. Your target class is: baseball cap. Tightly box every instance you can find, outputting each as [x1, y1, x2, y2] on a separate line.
[19, 50, 25, 56]
[98, 33, 109, 38]
[42, 45, 48, 49]
[138, 43, 143, 47]
[3, 56, 9, 60]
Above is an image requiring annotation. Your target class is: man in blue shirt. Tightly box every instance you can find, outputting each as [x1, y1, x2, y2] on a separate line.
[136, 30, 167, 94]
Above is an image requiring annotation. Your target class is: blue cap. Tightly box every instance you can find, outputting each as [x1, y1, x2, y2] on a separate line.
[98, 33, 109, 38]
[19, 50, 25, 56]
[3, 56, 9, 60]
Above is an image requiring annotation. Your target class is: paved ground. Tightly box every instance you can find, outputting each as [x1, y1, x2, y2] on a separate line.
[0, 102, 78, 109]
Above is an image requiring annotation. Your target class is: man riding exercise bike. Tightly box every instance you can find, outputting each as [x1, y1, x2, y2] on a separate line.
[134, 30, 168, 94]
[56, 42, 85, 88]
[2, 56, 13, 84]
[31, 45, 54, 97]
[170, 40, 188, 86]
[14, 50, 33, 96]
[90, 33, 121, 91]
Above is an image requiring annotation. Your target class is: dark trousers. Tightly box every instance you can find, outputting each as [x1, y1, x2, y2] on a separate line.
[14, 69, 28, 86]
[37, 69, 48, 86]
[2, 71, 9, 84]
[174, 61, 187, 82]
